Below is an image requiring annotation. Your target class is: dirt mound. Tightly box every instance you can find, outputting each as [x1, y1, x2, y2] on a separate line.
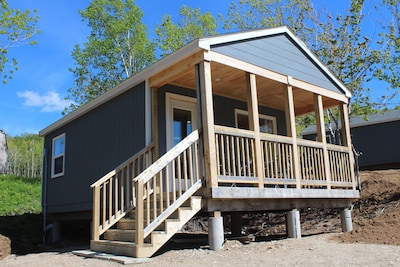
[0, 234, 11, 260]
[334, 170, 400, 245]
[227, 169, 400, 246]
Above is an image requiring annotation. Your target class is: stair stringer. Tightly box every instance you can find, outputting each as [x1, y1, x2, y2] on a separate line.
[136, 196, 203, 257]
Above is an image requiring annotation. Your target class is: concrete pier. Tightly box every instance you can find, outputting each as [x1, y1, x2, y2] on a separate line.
[208, 212, 224, 250]
[286, 209, 301, 238]
[340, 208, 353, 232]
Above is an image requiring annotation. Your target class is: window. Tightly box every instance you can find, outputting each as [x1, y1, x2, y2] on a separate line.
[52, 134, 65, 178]
[235, 109, 277, 134]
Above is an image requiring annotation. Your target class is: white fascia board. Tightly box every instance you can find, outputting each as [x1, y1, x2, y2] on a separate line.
[198, 26, 289, 50]
[40, 40, 202, 136]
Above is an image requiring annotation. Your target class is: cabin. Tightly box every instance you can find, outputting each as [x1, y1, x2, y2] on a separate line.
[40, 26, 359, 258]
[0, 130, 7, 174]
[302, 109, 400, 170]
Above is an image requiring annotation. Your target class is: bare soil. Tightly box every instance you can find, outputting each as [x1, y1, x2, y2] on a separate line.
[1, 169, 400, 266]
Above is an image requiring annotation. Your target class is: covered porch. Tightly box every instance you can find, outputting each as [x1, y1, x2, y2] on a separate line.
[149, 48, 358, 202]
[90, 28, 359, 257]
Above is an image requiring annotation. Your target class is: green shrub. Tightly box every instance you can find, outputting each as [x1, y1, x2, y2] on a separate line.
[0, 175, 41, 216]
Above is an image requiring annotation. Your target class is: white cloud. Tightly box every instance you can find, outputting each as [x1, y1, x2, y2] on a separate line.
[17, 91, 73, 112]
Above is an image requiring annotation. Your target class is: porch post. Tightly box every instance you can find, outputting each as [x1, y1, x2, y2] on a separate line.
[151, 87, 159, 160]
[283, 77, 301, 188]
[314, 94, 331, 189]
[197, 61, 218, 188]
[340, 103, 356, 189]
[246, 73, 264, 188]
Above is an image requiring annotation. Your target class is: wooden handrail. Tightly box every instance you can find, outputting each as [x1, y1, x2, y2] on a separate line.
[134, 130, 199, 184]
[91, 143, 155, 239]
[91, 144, 155, 188]
[134, 129, 202, 244]
[214, 125, 355, 189]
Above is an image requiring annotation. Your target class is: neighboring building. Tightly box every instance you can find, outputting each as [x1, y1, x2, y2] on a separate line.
[40, 26, 359, 258]
[302, 109, 400, 170]
[0, 130, 7, 174]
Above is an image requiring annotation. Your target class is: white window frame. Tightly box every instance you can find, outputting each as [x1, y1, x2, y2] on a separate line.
[51, 133, 65, 178]
[235, 109, 277, 134]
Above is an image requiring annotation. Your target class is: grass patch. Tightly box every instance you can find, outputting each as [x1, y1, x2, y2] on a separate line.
[0, 175, 41, 216]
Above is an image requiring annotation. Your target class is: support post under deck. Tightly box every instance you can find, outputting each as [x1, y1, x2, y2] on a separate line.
[208, 211, 224, 250]
[340, 208, 353, 232]
[286, 209, 301, 238]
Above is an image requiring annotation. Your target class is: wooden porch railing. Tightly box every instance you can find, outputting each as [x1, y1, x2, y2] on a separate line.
[91, 144, 155, 240]
[215, 125, 355, 189]
[91, 130, 203, 244]
[133, 130, 202, 247]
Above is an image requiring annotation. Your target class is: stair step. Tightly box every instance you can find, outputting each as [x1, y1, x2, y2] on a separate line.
[92, 192, 203, 258]
[90, 240, 138, 257]
[117, 219, 135, 230]
[104, 229, 135, 242]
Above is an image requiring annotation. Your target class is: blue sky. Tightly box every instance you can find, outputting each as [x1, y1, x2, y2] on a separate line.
[0, 0, 393, 136]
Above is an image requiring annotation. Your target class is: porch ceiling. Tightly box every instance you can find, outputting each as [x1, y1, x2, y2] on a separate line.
[168, 61, 341, 116]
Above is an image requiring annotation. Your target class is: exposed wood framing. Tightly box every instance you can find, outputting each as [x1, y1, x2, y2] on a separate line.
[340, 103, 356, 189]
[205, 50, 348, 104]
[283, 80, 301, 188]
[314, 94, 332, 189]
[197, 61, 218, 187]
[149, 51, 204, 88]
[151, 87, 159, 160]
[246, 73, 264, 188]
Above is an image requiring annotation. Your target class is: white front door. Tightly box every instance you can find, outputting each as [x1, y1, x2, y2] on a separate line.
[166, 93, 198, 150]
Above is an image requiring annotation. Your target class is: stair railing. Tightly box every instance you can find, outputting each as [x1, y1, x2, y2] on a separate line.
[133, 130, 202, 247]
[91, 144, 155, 240]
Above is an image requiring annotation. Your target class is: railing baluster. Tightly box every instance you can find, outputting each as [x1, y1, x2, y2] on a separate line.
[108, 178, 112, 222]
[183, 150, 188, 191]
[172, 159, 176, 202]
[165, 165, 170, 207]
[102, 182, 106, 228]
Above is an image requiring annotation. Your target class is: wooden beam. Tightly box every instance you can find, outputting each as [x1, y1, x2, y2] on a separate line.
[290, 79, 348, 104]
[149, 51, 204, 88]
[314, 94, 331, 189]
[151, 87, 159, 160]
[197, 61, 218, 188]
[205, 50, 349, 103]
[246, 73, 264, 188]
[340, 103, 356, 190]
[283, 80, 301, 188]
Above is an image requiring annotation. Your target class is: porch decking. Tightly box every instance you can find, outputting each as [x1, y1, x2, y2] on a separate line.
[208, 125, 359, 211]
[90, 125, 358, 257]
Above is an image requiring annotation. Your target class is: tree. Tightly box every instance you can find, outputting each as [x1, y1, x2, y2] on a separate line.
[372, 0, 400, 103]
[7, 134, 43, 178]
[65, 0, 155, 113]
[221, 0, 316, 42]
[221, 0, 399, 128]
[155, 5, 218, 58]
[0, 0, 40, 84]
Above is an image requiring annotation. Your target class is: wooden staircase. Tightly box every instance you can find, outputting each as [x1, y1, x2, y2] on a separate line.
[90, 130, 203, 258]
[90, 195, 202, 258]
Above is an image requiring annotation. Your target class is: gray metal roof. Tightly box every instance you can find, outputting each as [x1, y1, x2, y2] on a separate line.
[301, 109, 400, 136]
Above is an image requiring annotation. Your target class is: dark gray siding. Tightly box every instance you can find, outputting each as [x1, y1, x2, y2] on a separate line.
[157, 84, 286, 156]
[351, 121, 400, 169]
[302, 120, 400, 169]
[43, 83, 146, 214]
[211, 33, 342, 94]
